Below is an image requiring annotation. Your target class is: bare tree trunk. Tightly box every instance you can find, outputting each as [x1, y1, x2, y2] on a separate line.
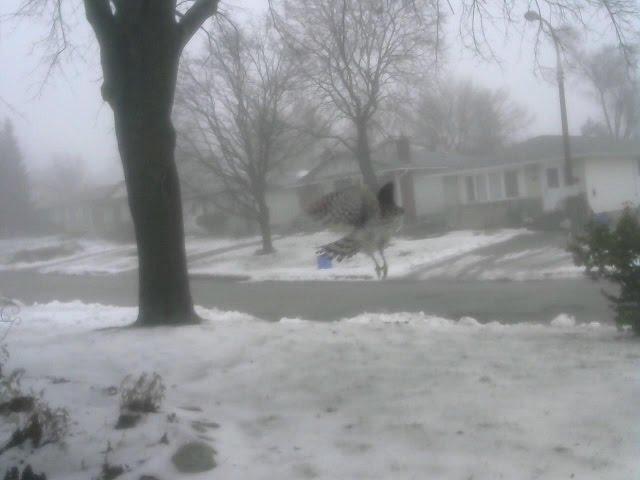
[355, 120, 379, 191]
[256, 198, 275, 254]
[598, 90, 615, 139]
[95, 9, 198, 326]
[114, 112, 197, 326]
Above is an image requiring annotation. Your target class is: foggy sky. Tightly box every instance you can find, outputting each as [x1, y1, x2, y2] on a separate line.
[0, 0, 602, 185]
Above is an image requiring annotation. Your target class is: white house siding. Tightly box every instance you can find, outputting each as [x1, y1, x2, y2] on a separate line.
[266, 189, 303, 227]
[456, 166, 532, 206]
[584, 156, 640, 214]
[524, 165, 541, 197]
[412, 173, 444, 217]
[540, 161, 583, 212]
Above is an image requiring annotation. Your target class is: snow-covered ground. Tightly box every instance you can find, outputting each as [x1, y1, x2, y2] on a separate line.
[418, 245, 584, 281]
[1, 302, 637, 479]
[189, 230, 528, 281]
[0, 236, 253, 276]
[0, 229, 586, 281]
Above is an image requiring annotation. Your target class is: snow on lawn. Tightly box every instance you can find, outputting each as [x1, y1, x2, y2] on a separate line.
[0, 236, 255, 275]
[0, 236, 133, 274]
[479, 246, 586, 281]
[2, 302, 638, 479]
[418, 245, 585, 281]
[190, 229, 526, 281]
[0, 229, 584, 281]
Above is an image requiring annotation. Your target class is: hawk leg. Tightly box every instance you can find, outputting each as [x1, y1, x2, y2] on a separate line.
[367, 252, 383, 279]
[379, 248, 388, 280]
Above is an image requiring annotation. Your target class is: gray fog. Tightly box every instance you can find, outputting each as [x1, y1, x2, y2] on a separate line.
[1, 0, 603, 182]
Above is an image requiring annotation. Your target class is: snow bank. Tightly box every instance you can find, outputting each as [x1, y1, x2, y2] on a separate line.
[1, 301, 638, 480]
[551, 313, 576, 328]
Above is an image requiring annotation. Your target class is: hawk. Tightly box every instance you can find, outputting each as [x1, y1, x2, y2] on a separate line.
[306, 181, 404, 279]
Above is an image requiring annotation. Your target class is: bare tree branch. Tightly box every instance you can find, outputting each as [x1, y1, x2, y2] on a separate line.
[175, 17, 313, 249]
[269, 0, 440, 189]
[178, 0, 220, 48]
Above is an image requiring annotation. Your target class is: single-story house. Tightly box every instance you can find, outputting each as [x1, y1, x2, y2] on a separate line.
[37, 182, 134, 238]
[39, 171, 305, 238]
[292, 135, 640, 230]
[433, 136, 640, 229]
[293, 137, 474, 225]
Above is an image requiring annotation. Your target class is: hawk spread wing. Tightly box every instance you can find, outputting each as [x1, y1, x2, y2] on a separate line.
[305, 185, 379, 229]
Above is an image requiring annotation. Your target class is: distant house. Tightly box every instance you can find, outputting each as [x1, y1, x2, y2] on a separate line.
[184, 181, 304, 236]
[293, 135, 640, 230]
[38, 182, 134, 238]
[294, 136, 470, 225]
[435, 136, 640, 228]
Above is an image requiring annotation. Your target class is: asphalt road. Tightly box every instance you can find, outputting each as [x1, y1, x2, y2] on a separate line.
[0, 270, 611, 324]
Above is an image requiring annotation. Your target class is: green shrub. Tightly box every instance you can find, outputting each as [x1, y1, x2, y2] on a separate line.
[570, 206, 640, 334]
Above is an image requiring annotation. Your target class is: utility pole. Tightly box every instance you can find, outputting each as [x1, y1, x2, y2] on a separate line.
[525, 11, 574, 185]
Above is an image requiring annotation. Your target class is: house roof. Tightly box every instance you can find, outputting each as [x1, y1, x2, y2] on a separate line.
[407, 136, 640, 175]
[298, 143, 481, 185]
[296, 135, 640, 186]
[498, 135, 640, 165]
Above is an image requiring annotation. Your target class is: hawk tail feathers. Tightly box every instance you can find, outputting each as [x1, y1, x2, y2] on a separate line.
[316, 235, 361, 262]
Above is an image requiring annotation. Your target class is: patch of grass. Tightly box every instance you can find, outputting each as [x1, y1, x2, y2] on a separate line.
[120, 372, 165, 414]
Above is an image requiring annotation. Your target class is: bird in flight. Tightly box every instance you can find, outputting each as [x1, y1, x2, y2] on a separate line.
[306, 181, 404, 279]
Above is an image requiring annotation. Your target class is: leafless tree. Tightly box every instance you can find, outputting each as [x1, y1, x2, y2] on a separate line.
[32, 154, 88, 203]
[408, 78, 531, 155]
[269, 0, 440, 191]
[176, 19, 309, 254]
[452, 1, 638, 63]
[8, 0, 223, 326]
[573, 45, 639, 140]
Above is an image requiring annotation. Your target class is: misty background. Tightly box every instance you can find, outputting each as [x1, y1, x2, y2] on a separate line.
[0, 0, 610, 188]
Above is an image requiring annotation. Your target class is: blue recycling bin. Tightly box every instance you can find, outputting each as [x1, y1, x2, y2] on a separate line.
[317, 254, 333, 269]
[593, 212, 611, 227]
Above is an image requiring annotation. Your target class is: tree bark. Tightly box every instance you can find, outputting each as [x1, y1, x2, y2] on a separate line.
[91, 5, 198, 326]
[355, 120, 378, 191]
[256, 198, 275, 255]
[114, 112, 197, 326]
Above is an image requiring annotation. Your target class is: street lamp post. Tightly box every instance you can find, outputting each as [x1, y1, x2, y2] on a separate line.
[525, 11, 574, 185]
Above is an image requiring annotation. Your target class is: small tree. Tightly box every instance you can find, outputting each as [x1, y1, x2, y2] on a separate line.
[573, 44, 639, 141]
[407, 78, 531, 155]
[0, 120, 33, 236]
[570, 206, 640, 335]
[177, 19, 308, 254]
[31, 154, 87, 204]
[270, 0, 439, 191]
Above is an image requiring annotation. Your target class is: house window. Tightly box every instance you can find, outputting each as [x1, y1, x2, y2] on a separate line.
[465, 176, 476, 203]
[475, 174, 488, 202]
[489, 172, 503, 200]
[504, 170, 519, 198]
[546, 168, 560, 189]
[464, 174, 490, 203]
